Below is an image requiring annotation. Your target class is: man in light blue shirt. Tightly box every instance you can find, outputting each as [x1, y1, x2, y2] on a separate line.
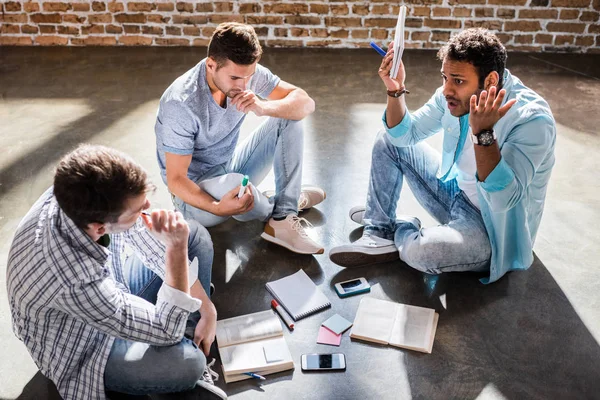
[330, 28, 555, 284]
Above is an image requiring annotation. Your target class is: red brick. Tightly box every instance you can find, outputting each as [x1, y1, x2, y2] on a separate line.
[5, 1, 22, 11]
[555, 35, 574, 45]
[576, 36, 594, 46]
[464, 20, 502, 29]
[201, 27, 214, 36]
[412, 6, 431, 17]
[214, 2, 233, 12]
[255, 26, 268, 37]
[246, 16, 283, 24]
[371, 29, 388, 40]
[411, 31, 430, 41]
[518, 9, 558, 19]
[82, 24, 105, 34]
[39, 24, 56, 33]
[431, 30, 451, 41]
[24, 2, 40, 12]
[352, 5, 369, 15]
[560, 10, 580, 20]
[147, 14, 170, 23]
[475, 7, 494, 17]
[551, 0, 590, 6]
[0, 36, 33, 45]
[128, 2, 155, 12]
[106, 24, 123, 33]
[535, 34, 553, 44]
[157, 3, 174, 11]
[448, 0, 486, 4]
[291, 28, 309, 37]
[209, 15, 244, 23]
[114, 13, 146, 23]
[496, 33, 512, 43]
[35, 36, 69, 45]
[351, 29, 369, 39]
[497, 9, 515, 18]
[142, 25, 164, 35]
[331, 5, 349, 15]
[1, 14, 28, 23]
[306, 39, 342, 47]
[42, 2, 71, 11]
[21, 24, 39, 33]
[72, 36, 117, 45]
[63, 14, 86, 23]
[514, 34, 534, 44]
[72, 3, 90, 11]
[183, 26, 200, 35]
[424, 18, 461, 29]
[193, 38, 210, 46]
[1, 24, 20, 34]
[405, 17, 424, 28]
[453, 7, 472, 17]
[123, 25, 140, 34]
[156, 38, 190, 45]
[195, 3, 212, 12]
[580, 11, 599, 22]
[504, 21, 542, 32]
[546, 22, 586, 33]
[364, 18, 396, 28]
[371, 5, 388, 14]
[433, 7, 451, 17]
[166, 26, 181, 35]
[30, 13, 61, 23]
[588, 24, 600, 33]
[240, 3, 260, 13]
[264, 3, 309, 14]
[92, 1, 106, 11]
[107, 2, 124, 12]
[274, 28, 288, 37]
[286, 16, 322, 25]
[89, 13, 113, 23]
[119, 35, 153, 45]
[488, 0, 527, 4]
[57, 25, 80, 34]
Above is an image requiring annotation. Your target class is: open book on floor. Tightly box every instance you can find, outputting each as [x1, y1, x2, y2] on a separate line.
[350, 297, 439, 354]
[216, 310, 294, 383]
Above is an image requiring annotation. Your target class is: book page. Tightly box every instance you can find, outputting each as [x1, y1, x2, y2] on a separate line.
[216, 310, 282, 348]
[349, 297, 397, 345]
[389, 304, 435, 352]
[219, 336, 293, 377]
[390, 5, 406, 80]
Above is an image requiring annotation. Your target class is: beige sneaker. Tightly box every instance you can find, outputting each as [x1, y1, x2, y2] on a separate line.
[262, 185, 326, 212]
[261, 214, 325, 254]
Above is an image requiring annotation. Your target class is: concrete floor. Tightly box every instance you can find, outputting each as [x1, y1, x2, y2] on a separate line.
[1, 47, 599, 400]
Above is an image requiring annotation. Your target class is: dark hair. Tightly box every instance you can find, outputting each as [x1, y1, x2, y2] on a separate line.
[53, 144, 154, 228]
[437, 28, 507, 90]
[207, 22, 262, 68]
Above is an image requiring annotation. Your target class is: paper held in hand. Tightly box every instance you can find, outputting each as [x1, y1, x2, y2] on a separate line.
[390, 5, 407, 80]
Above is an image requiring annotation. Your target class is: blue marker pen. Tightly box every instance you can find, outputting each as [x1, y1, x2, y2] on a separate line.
[244, 372, 266, 380]
[370, 41, 387, 57]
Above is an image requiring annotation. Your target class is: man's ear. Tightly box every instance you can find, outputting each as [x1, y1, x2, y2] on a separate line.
[85, 222, 106, 237]
[484, 71, 500, 91]
[206, 57, 216, 72]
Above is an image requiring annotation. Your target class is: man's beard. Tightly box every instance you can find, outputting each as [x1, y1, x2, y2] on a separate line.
[213, 77, 241, 99]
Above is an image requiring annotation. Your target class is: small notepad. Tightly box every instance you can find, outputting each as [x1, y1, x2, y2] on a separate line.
[317, 326, 342, 346]
[266, 269, 331, 321]
[263, 341, 287, 363]
[322, 314, 353, 335]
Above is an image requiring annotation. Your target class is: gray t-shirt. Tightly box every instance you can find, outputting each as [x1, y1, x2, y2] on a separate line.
[155, 58, 280, 182]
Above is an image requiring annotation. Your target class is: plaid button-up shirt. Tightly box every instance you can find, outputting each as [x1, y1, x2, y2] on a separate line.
[7, 188, 201, 400]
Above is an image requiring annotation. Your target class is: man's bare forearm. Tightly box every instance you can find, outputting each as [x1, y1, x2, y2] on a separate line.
[168, 175, 218, 214]
[385, 95, 407, 129]
[263, 89, 315, 120]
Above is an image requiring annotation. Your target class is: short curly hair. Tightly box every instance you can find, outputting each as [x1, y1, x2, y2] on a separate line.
[437, 28, 507, 90]
[208, 22, 262, 68]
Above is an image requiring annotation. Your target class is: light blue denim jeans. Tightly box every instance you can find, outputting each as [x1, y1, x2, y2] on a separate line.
[104, 220, 212, 395]
[364, 131, 491, 274]
[174, 117, 304, 227]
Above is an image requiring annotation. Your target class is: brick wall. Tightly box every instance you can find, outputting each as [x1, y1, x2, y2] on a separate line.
[1, 0, 599, 52]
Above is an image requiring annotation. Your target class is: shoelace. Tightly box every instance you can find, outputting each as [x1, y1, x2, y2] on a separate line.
[289, 215, 313, 238]
[203, 358, 220, 383]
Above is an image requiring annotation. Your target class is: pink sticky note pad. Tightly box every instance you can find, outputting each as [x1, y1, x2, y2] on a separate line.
[317, 326, 342, 346]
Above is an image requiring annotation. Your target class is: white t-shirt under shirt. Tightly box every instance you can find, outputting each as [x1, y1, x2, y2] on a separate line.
[455, 131, 481, 209]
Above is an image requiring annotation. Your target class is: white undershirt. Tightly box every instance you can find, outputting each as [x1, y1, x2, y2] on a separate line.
[455, 135, 481, 209]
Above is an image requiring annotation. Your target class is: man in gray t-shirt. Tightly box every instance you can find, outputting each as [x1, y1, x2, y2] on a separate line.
[155, 22, 325, 255]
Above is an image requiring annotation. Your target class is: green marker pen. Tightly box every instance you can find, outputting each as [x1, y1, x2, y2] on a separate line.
[237, 175, 249, 198]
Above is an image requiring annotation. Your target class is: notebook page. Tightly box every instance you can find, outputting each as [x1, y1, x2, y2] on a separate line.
[219, 336, 293, 376]
[266, 269, 330, 320]
[390, 5, 406, 80]
[349, 297, 397, 345]
[389, 304, 435, 352]
[216, 310, 282, 348]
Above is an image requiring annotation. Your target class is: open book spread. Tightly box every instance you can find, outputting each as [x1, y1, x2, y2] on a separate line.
[390, 5, 407, 80]
[350, 297, 439, 354]
[216, 310, 294, 383]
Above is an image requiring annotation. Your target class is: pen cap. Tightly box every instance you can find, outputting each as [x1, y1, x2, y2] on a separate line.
[241, 175, 249, 186]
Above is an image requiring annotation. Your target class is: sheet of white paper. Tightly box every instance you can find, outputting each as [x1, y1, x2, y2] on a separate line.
[390, 5, 407, 80]
[263, 340, 288, 363]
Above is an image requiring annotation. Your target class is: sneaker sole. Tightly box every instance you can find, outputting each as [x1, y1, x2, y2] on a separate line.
[260, 232, 325, 255]
[329, 248, 399, 268]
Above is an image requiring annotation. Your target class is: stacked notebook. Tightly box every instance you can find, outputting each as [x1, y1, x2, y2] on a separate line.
[350, 297, 439, 354]
[265, 269, 331, 321]
[216, 310, 294, 383]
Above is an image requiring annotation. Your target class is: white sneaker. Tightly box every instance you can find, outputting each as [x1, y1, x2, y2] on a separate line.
[196, 358, 228, 399]
[261, 214, 325, 254]
[262, 185, 326, 212]
[329, 232, 399, 268]
[349, 205, 366, 225]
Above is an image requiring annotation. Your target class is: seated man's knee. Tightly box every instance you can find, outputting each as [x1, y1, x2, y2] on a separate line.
[399, 235, 442, 275]
[372, 130, 396, 159]
[187, 220, 213, 253]
[171, 342, 207, 390]
[218, 173, 245, 191]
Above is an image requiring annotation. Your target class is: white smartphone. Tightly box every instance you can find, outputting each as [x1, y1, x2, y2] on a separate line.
[334, 277, 370, 298]
[301, 353, 346, 371]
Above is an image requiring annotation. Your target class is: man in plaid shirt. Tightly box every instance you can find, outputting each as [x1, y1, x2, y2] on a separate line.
[6, 145, 227, 399]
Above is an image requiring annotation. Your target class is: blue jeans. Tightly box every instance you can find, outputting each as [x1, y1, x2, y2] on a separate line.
[364, 131, 491, 274]
[174, 117, 304, 227]
[104, 221, 212, 395]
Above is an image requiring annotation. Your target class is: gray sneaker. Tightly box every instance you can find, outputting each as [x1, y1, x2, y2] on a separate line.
[196, 358, 228, 399]
[349, 206, 366, 225]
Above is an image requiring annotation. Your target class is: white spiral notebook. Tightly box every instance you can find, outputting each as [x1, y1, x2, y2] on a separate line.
[265, 269, 331, 321]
